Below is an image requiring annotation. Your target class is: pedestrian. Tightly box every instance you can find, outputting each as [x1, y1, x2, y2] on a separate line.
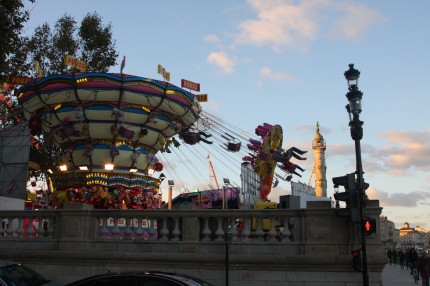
[399, 250, 405, 269]
[417, 250, 430, 286]
[410, 248, 419, 275]
[406, 249, 411, 269]
[387, 249, 393, 265]
[393, 249, 398, 265]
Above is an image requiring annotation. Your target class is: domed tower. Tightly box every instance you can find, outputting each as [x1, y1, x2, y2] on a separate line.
[312, 122, 327, 197]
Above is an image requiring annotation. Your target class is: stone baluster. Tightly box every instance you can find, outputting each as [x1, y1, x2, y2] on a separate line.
[254, 217, 264, 240]
[241, 218, 251, 241]
[171, 218, 181, 241]
[16, 218, 25, 238]
[99, 217, 108, 239]
[280, 216, 290, 241]
[229, 219, 238, 242]
[135, 218, 144, 240]
[27, 217, 36, 238]
[0, 217, 4, 237]
[37, 217, 46, 238]
[46, 218, 55, 238]
[147, 218, 158, 241]
[123, 218, 133, 240]
[6, 217, 15, 237]
[214, 217, 225, 242]
[201, 217, 211, 241]
[267, 216, 278, 240]
[159, 218, 169, 241]
[111, 217, 120, 240]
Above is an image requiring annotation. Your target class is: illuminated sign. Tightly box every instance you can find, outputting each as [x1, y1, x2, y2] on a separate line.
[196, 94, 208, 102]
[9, 76, 32, 85]
[181, 79, 200, 92]
[64, 55, 88, 71]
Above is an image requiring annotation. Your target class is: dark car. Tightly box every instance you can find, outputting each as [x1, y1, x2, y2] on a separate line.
[0, 260, 60, 286]
[64, 271, 214, 286]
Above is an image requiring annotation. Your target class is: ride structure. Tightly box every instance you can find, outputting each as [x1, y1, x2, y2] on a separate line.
[17, 71, 202, 209]
[243, 123, 307, 201]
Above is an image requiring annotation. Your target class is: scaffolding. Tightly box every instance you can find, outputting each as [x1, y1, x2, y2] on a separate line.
[0, 124, 31, 200]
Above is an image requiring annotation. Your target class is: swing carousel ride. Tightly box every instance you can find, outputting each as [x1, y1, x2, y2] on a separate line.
[16, 67, 307, 210]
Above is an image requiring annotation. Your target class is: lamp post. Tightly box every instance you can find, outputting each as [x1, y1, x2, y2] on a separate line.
[167, 180, 174, 210]
[344, 63, 368, 286]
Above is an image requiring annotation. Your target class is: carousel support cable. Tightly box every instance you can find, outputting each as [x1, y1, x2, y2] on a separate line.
[173, 143, 207, 185]
[159, 152, 187, 195]
[199, 143, 241, 183]
[202, 111, 254, 142]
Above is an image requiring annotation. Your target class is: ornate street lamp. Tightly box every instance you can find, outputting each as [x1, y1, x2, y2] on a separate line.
[344, 64, 369, 286]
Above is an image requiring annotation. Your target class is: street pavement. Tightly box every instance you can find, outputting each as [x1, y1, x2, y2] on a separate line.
[381, 263, 420, 285]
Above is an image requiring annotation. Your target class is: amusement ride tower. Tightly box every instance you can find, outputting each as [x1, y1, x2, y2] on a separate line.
[312, 122, 327, 197]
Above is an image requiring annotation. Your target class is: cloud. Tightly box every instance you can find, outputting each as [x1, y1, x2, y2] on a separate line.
[232, 0, 382, 51]
[367, 187, 429, 208]
[203, 34, 223, 48]
[329, 2, 384, 40]
[377, 130, 430, 173]
[260, 66, 295, 81]
[206, 52, 235, 75]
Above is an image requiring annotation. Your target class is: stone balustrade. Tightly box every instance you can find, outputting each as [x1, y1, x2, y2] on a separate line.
[0, 202, 387, 285]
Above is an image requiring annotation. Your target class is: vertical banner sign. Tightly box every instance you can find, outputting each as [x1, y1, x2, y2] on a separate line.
[64, 55, 88, 72]
[157, 64, 170, 81]
[181, 79, 200, 92]
[34, 61, 44, 77]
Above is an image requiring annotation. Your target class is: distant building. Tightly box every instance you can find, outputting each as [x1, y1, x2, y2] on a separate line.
[380, 215, 399, 250]
[399, 222, 430, 251]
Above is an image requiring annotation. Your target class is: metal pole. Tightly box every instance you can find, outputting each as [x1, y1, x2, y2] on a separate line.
[225, 236, 229, 286]
[351, 113, 369, 286]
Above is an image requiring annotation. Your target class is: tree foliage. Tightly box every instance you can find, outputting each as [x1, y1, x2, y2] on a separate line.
[0, 0, 34, 83]
[27, 12, 118, 75]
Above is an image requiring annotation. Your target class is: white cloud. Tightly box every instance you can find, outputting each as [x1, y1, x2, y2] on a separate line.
[260, 66, 295, 81]
[203, 34, 223, 48]
[329, 2, 384, 40]
[232, 0, 382, 51]
[206, 52, 235, 75]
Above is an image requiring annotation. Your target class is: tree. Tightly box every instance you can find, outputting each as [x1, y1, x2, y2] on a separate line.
[27, 12, 118, 75]
[79, 13, 118, 72]
[0, 0, 34, 83]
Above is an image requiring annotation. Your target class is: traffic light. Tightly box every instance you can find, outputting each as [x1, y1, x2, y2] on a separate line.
[332, 173, 359, 223]
[363, 217, 376, 235]
[351, 249, 362, 271]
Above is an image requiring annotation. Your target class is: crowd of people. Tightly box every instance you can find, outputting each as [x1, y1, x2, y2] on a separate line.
[387, 248, 430, 286]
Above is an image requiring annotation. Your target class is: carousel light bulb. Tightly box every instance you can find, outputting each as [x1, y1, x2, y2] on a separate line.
[105, 164, 114, 170]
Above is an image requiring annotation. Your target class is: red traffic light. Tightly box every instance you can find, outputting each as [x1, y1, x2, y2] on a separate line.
[352, 250, 359, 257]
[363, 217, 376, 234]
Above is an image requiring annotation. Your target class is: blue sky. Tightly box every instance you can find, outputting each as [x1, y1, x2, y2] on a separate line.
[24, 0, 429, 230]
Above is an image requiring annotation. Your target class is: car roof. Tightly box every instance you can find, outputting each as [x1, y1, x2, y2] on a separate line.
[0, 260, 18, 268]
[65, 271, 214, 286]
